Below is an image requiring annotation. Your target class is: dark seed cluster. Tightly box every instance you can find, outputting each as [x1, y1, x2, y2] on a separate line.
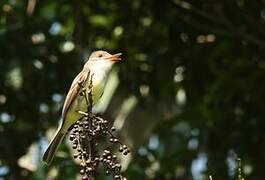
[69, 80, 131, 179]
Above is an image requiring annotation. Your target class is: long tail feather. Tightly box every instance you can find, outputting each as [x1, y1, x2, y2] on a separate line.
[42, 128, 65, 165]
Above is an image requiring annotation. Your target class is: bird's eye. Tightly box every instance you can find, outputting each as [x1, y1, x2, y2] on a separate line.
[98, 54, 103, 58]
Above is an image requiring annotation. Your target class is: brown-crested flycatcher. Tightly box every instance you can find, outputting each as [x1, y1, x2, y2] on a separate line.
[42, 50, 122, 165]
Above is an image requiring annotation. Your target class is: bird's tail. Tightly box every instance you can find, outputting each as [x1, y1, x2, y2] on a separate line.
[42, 127, 65, 165]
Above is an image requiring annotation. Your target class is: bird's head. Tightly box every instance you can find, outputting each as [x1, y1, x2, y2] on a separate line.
[84, 50, 122, 71]
[89, 50, 122, 63]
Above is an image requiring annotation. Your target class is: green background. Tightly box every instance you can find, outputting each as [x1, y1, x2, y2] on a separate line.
[0, 0, 264, 179]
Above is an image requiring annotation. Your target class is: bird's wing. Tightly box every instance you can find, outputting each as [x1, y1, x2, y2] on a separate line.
[61, 68, 90, 120]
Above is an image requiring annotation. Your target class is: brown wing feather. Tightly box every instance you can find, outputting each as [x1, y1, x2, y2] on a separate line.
[61, 68, 90, 119]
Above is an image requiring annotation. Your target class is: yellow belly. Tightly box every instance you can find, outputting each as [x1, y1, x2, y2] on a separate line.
[62, 80, 104, 131]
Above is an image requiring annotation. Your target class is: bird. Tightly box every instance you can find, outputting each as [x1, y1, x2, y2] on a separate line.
[42, 50, 122, 165]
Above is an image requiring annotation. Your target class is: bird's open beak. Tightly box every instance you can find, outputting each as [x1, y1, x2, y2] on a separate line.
[105, 53, 122, 62]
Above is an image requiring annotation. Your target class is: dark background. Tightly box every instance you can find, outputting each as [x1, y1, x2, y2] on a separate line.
[0, 0, 265, 179]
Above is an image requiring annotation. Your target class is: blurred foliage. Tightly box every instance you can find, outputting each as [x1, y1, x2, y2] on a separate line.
[1, 0, 265, 179]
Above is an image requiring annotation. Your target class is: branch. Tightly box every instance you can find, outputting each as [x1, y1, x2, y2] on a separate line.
[173, 3, 265, 48]
[69, 73, 130, 180]
[173, 0, 232, 27]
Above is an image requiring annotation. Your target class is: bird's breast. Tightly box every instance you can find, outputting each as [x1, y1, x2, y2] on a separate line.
[90, 71, 107, 104]
[62, 73, 107, 130]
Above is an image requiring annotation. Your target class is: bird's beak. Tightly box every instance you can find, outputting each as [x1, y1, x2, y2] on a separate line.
[105, 53, 122, 62]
